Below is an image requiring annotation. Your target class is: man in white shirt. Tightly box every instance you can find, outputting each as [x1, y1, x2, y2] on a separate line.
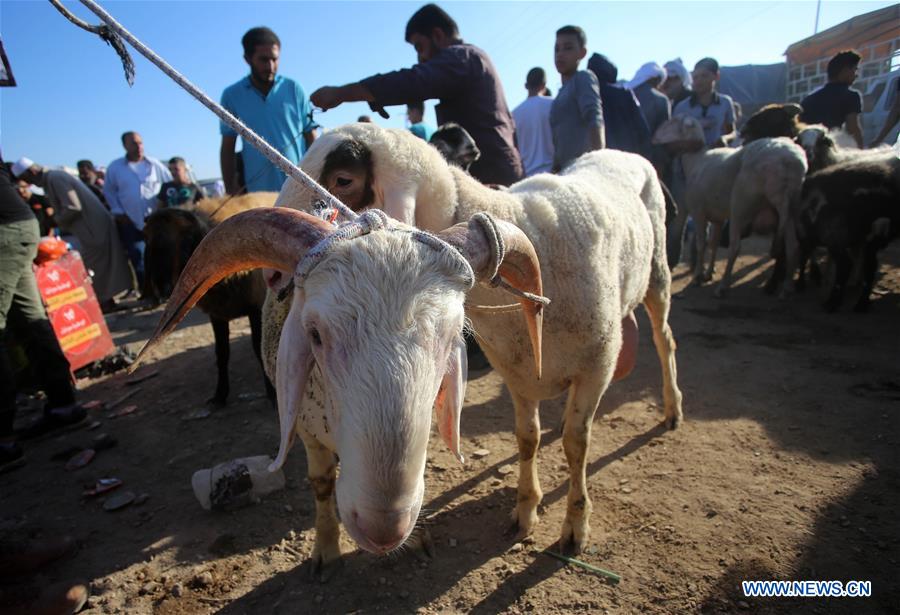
[103, 131, 171, 289]
[512, 67, 555, 176]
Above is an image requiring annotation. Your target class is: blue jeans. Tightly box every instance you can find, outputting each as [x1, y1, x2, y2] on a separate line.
[116, 217, 144, 287]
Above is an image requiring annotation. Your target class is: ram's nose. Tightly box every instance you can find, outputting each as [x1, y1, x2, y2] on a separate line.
[352, 508, 413, 553]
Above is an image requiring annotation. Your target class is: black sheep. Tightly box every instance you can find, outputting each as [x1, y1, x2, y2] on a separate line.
[796, 156, 899, 311]
[143, 196, 276, 405]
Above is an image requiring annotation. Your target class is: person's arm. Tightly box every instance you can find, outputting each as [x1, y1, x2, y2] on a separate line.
[845, 112, 864, 148]
[845, 90, 864, 149]
[310, 83, 374, 110]
[870, 93, 900, 146]
[52, 182, 83, 228]
[156, 183, 169, 208]
[220, 135, 238, 195]
[312, 52, 466, 112]
[102, 164, 128, 223]
[576, 71, 605, 151]
[715, 99, 736, 147]
[298, 84, 320, 150]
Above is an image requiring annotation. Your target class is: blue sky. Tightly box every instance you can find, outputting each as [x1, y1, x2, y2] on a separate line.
[1, 1, 895, 179]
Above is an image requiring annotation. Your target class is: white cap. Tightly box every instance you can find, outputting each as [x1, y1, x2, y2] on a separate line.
[627, 62, 667, 90]
[11, 157, 35, 178]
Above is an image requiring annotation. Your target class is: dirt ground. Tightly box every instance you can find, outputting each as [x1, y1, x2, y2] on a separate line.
[2, 237, 898, 615]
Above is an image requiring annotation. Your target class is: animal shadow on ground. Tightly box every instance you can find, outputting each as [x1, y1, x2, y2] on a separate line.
[672, 242, 900, 613]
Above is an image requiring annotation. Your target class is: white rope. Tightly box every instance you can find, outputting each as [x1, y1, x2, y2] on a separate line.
[73, 0, 358, 222]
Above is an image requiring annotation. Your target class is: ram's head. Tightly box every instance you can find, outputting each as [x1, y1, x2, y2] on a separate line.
[136, 208, 545, 553]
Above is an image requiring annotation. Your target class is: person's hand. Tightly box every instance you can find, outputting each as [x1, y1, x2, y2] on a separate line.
[310, 86, 343, 111]
[114, 214, 131, 226]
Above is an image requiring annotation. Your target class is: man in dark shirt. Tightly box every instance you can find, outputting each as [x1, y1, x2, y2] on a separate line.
[310, 3, 523, 186]
[77, 159, 109, 210]
[157, 157, 205, 208]
[587, 53, 652, 161]
[800, 50, 864, 148]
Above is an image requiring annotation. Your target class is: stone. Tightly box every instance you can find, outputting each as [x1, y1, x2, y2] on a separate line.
[170, 583, 184, 598]
[193, 571, 214, 588]
[471, 449, 490, 459]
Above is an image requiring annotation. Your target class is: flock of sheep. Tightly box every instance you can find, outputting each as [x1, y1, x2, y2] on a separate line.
[133, 110, 896, 578]
[656, 103, 898, 310]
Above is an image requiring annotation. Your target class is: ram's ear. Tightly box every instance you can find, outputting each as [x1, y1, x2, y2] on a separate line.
[269, 294, 315, 472]
[434, 338, 467, 464]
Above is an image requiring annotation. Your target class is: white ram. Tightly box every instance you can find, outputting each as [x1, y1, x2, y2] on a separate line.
[135, 207, 546, 576]
[276, 122, 683, 556]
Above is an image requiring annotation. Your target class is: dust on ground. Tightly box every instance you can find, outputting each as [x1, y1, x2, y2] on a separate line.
[3, 238, 898, 614]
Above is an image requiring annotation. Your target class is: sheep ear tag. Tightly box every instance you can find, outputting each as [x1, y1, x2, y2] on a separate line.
[270, 295, 315, 472]
[434, 338, 467, 464]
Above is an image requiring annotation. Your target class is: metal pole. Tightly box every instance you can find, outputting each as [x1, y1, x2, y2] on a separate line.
[814, 0, 822, 34]
[74, 0, 357, 221]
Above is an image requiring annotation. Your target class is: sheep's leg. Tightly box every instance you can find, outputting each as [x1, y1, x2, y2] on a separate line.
[559, 372, 611, 555]
[777, 213, 800, 299]
[704, 221, 722, 282]
[248, 308, 276, 402]
[508, 392, 542, 541]
[302, 432, 342, 580]
[643, 287, 684, 429]
[690, 216, 708, 285]
[823, 249, 851, 312]
[667, 195, 688, 269]
[208, 317, 230, 407]
[852, 244, 879, 313]
[714, 216, 743, 298]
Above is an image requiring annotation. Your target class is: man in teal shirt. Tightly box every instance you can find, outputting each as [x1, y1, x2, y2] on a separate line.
[407, 101, 435, 141]
[220, 27, 318, 194]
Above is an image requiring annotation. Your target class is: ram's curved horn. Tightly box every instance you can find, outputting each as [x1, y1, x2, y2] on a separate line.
[133, 208, 333, 366]
[439, 213, 546, 378]
[784, 102, 803, 117]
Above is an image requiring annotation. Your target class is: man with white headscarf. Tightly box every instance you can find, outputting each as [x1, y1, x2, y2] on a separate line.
[662, 58, 692, 106]
[628, 61, 671, 138]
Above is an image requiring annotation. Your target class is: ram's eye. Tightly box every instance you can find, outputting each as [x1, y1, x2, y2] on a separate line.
[309, 328, 322, 346]
[335, 177, 353, 187]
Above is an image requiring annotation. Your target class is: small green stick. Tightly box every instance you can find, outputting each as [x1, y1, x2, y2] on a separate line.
[542, 550, 622, 584]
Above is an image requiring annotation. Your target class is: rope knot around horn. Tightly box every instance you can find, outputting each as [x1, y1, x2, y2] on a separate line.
[468, 212, 506, 286]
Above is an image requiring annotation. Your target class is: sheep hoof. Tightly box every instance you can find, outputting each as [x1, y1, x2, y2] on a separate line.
[506, 507, 538, 542]
[665, 413, 682, 430]
[558, 519, 587, 556]
[406, 527, 435, 561]
[206, 394, 227, 408]
[306, 547, 344, 583]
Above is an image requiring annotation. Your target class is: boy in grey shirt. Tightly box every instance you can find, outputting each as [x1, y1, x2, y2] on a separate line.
[550, 25, 604, 172]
